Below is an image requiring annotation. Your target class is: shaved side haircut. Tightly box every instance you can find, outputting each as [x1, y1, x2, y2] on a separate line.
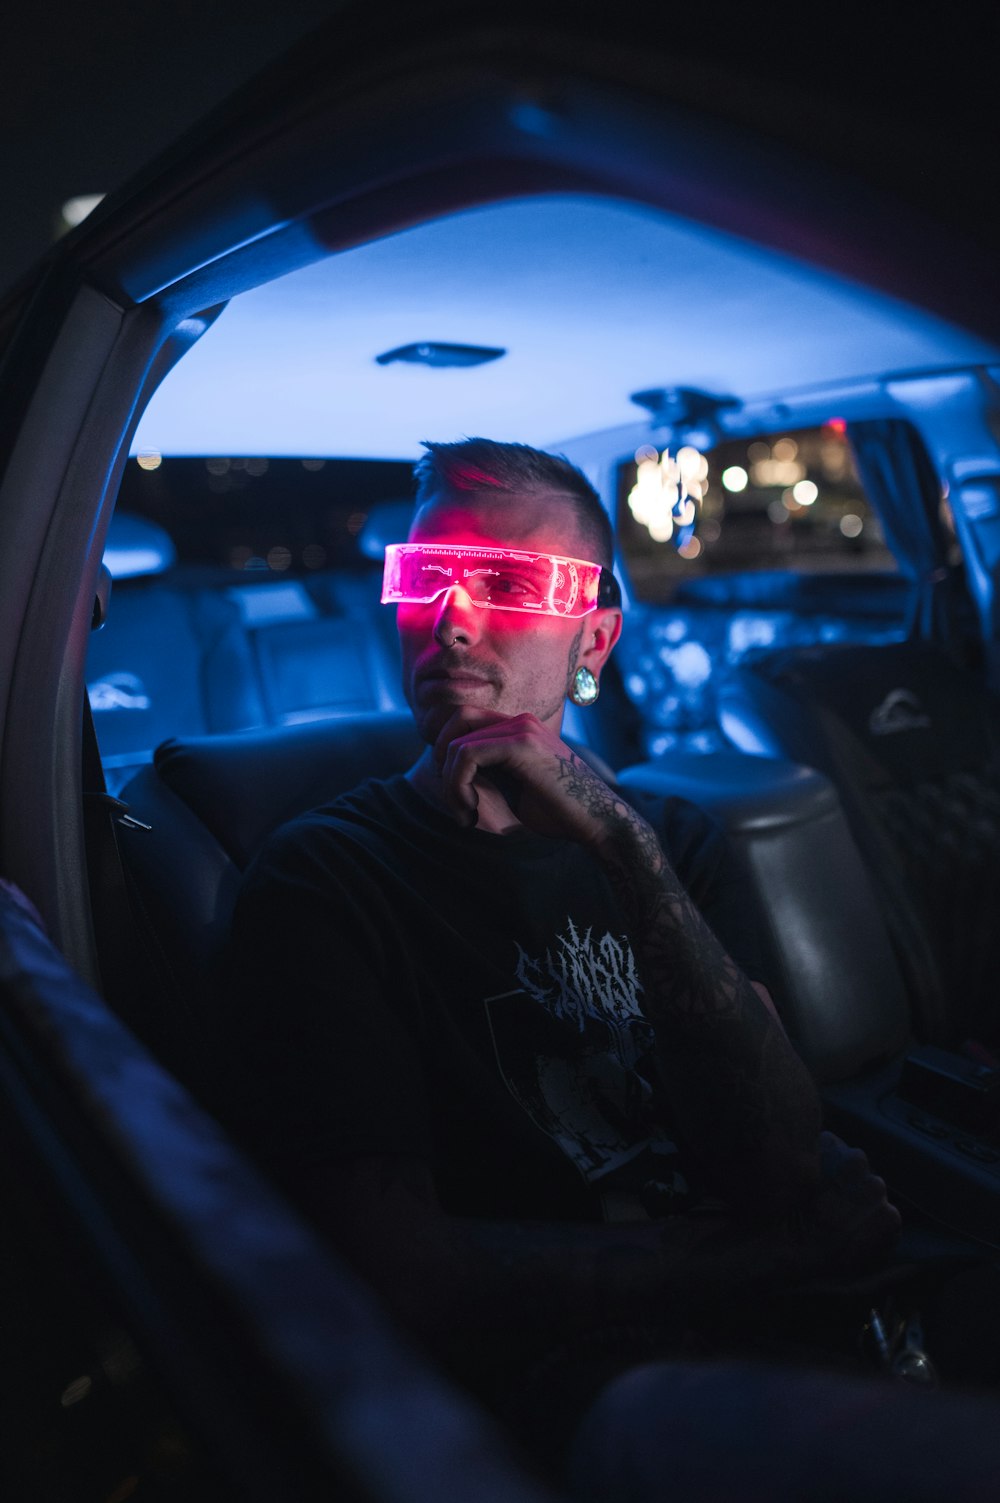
[414, 437, 614, 571]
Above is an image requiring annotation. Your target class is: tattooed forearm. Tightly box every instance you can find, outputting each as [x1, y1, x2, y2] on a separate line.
[560, 762, 823, 1212]
[554, 751, 664, 872]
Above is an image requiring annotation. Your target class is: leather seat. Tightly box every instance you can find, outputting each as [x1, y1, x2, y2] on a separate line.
[112, 713, 421, 1080]
[718, 639, 1000, 1051]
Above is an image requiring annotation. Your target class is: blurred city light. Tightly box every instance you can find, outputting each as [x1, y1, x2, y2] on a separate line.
[628, 444, 708, 548]
[751, 454, 806, 486]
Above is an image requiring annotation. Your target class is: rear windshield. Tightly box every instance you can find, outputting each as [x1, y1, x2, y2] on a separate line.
[615, 421, 896, 604]
[117, 456, 415, 574]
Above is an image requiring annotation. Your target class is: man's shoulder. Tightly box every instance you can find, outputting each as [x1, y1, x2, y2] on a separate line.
[310, 771, 411, 828]
[246, 771, 451, 882]
[259, 773, 410, 856]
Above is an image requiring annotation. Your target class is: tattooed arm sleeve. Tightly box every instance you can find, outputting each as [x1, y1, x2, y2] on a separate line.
[555, 749, 824, 1216]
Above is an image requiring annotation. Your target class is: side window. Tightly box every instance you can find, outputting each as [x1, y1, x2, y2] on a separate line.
[117, 455, 415, 575]
[616, 421, 895, 602]
[612, 422, 909, 759]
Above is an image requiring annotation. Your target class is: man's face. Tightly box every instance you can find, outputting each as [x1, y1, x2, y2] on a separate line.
[396, 489, 607, 745]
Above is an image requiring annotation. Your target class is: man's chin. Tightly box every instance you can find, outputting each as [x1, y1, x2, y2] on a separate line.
[412, 704, 482, 746]
[412, 705, 453, 746]
[406, 690, 464, 746]
[408, 691, 505, 746]
[407, 681, 490, 738]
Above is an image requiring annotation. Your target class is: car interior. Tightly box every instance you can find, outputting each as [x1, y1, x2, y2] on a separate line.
[82, 192, 1000, 1254]
[2, 7, 1000, 1497]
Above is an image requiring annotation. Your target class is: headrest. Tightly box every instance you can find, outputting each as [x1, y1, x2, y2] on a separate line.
[150, 709, 619, 872]
[728, 640, 1000, 785]
[153, 712, 424, 869]
[103, 511, 177, 579]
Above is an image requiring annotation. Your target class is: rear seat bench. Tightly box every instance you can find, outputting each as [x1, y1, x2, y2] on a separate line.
[105, 710, 1000, 1245]
[110, 713, 422, 1089]
[88, 509, 413, 793]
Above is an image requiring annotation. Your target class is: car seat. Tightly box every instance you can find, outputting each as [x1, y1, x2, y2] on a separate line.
[614, 571, 912, 762]
[718, 638, 1000, 1054]
[87, 512, 265, 790]
[103, 713, 423, 1098]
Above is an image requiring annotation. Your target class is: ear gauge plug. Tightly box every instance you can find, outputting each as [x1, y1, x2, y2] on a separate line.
[570, 665, 599, 706]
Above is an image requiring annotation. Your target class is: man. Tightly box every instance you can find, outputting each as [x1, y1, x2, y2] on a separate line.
[220, 438, 899, 1467]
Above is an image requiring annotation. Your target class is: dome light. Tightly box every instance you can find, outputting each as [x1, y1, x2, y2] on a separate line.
[60, 194, 105, 230]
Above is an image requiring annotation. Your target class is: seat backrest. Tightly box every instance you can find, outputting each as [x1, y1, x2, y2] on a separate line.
[113, 713, 424, 1089]
[719, 639, 1000, 1049]
[223, 572, 409, 723]
[618, 749, 911, 1081]
[88, 511, 268, 791]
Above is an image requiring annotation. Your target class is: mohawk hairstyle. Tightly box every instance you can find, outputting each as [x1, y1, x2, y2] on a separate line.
[413, 437, 614, 570]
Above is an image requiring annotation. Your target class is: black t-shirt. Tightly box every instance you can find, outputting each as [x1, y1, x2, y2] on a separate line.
[219, 774, 764, 1224]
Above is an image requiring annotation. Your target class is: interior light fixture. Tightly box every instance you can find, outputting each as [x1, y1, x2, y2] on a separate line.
[375, 342, 506, 368]
[59, 194, 105, 231]
[630, 386, 740, 450]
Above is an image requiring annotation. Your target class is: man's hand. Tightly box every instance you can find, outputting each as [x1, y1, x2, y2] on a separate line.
[433, 707, 638, 848]
[801, 1131, 902, 1272]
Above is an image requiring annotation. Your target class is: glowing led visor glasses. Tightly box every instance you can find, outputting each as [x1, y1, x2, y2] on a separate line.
[382, 543, 612, 618]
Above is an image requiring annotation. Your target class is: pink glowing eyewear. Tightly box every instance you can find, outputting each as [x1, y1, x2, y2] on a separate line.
[382, 542, 610, 617]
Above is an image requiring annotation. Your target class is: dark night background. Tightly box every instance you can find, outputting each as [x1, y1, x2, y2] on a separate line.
[0, 0, 334, 297]
[2, 2, 996, 304]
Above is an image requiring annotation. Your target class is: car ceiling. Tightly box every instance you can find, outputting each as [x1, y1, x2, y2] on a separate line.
[130, 194, 1000, 463]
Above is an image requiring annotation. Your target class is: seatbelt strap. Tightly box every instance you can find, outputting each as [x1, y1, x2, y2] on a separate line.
[80, 697, 151, 1007]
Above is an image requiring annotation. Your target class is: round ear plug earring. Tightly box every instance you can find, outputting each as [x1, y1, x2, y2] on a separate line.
[569, 665, 599, 706]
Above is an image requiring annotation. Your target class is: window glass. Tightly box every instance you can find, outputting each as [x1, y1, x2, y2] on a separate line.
[616, 421, 896, 604]
[116, 456, 415, 574]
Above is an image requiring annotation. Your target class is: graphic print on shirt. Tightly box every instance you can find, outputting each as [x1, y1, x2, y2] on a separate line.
[483, 916, 686, 1198]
